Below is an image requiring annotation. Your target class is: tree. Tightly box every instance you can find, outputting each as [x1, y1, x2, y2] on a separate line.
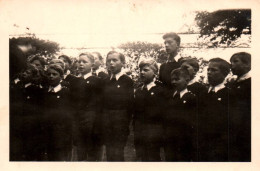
[195, 9, 251, 46]
[9, 37, 60, 58]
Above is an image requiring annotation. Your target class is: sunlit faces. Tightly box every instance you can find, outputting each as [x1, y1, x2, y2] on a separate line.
[181, 62, 196, 79]
[78, 55, 93, 75]
[230, 56, 249, 77]
[171, 73, 189, 92]
[106, 53, 124, 75]
[207, 62, 226, 86]
[31, 59, 43, 70]
[140, 65, 155, 84]
[164, 37, 179, 54]
[47, 68, 62, 87]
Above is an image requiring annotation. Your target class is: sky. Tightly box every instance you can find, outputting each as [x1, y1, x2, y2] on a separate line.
[1, 0, 254, 49]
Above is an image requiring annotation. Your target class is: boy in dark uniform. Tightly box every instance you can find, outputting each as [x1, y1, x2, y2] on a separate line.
[180, 58, 207, 96]
[10, 64, 44, 161]
[229, 52, 251, 161]
[159, 32, 182, 88]
[134, 59, 165, 161]
[76, 53, 102, 161]
[91, 52, 109, 161]
[164, 68, 197, 161]
[198, 58, 230, 161]
[102, 51, 134, 161]
[42, 64, 73, 161]
[92, 52, 109, 80]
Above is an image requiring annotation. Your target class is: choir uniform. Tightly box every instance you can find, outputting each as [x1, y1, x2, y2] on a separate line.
[198, 82, 229, 161]
[42, 84, 73, 161]
[75, 73, 102, 161]
[133, 80, 165, 161]
[229, 71, 251, 161]
[10, 80, 45, 161]
[91, 68, 109, 161]
[187, 78, 207, 97]
[164, 88, 198, 161]
[102, 71, 134, 161]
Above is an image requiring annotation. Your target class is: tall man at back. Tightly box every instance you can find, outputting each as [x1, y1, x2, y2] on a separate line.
[159, 32, 182, 88]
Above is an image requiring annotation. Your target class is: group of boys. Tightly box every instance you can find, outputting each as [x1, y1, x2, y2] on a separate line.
[10, 32, 251, 162]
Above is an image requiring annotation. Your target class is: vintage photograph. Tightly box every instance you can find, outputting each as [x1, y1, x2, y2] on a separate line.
[7, 0, 251, 162]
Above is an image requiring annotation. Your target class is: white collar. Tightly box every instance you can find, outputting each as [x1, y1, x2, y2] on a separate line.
[167, 53, 181, 63]
[111, 70, 124, 81]
[14, 78, 20, 84]
[237, 71, 251, 82]
[143, 79, 156, 91]
[24, 82, 32, 88]
[48, 84, 62, 93]
[208, 81, 226, 93]
[187, 77, 197, 85]
[173, 88, 189, 98]
[63, 70, 71, 79]
[78, 72, 92, 79]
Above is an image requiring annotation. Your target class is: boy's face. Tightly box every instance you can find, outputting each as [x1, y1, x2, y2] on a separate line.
[171, 74, 188, 92]
[140, 65, 155, 84]
[181, 62, 196, 79]
[59, 57, 70, 71]
[31, 60, 43, 70]
[164, 37, 178, 54]
[231, 56, 249, 76]
[78, 55, 93, 75]
[106, 53, 123, 75]
[207, 62, 226, 86]
[47, 68, 61, 87]
[20, 69, 33, 83]
[92, 53, 102, 70]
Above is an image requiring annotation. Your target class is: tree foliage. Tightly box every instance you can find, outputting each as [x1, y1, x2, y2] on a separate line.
[195, 9, 251, 46]
[9, 37, 60, 57]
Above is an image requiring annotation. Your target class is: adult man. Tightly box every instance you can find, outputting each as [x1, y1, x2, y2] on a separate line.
[159, 32, 182, 88]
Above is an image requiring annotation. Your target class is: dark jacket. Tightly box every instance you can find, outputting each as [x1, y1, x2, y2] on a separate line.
[229, 77, 251, 161]
[198, 86, 230, 161]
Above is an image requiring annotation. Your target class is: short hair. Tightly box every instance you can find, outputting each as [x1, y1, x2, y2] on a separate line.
[29, 55, 46, 66]
[162, 32, 181, 46]
[79, 52, 95, 64]
[25, 64, 39, 76]
[106, 51, 126, 64]
[47, 64, 64, 76]
[180, 58, 199, 72]
[58, 55, 72, 65]
[209, 58, 230, 77]
[139, 59, 159, 74]
[230, 52, 251, 66]
[92, 52, 103, 61]
[171, 67, 190, 80]
[49, 59, 65, 70]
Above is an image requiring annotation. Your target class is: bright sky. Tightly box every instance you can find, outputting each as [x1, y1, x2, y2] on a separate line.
[1, 0, 254, 48]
